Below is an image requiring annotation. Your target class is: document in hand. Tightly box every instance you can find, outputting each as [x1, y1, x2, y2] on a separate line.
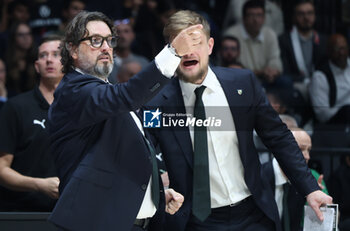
[303, 204, 338, 231]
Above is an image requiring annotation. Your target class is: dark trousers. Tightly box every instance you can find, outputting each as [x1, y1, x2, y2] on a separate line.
[186, 197, 275, 231]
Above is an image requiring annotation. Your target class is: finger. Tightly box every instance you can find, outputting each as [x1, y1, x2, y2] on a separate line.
[318, 175, 324, 184]
[169, 191, 184, 203]
[166, 206, 175, 215]
[166, 203, 176, 214]
[169, 200, 182, 209]
[173, 193, 184, 203]
[185, 24, 203, 34]
[312, 205, 324, 221]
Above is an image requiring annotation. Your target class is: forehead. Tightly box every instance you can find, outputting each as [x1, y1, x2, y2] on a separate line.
[294, 131, 311, 144]
[222, 39, 237, 45]
[116, 23, 132, 31]
[246, 7, 264, 13]
[334, 37, 348, 47]
[295, 3, 314, 11]
[70, 0, 85, 8]
[86, 20, 112, 36]
[17, 24, 30, 32]
[38, 40, 61, 53]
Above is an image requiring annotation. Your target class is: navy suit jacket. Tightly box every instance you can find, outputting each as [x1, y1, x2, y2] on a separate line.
[147, 67, 319, 231]
[48, 62, 169, 231]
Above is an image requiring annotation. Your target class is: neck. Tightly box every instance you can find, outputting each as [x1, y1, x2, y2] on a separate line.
[297, 28, 313, 39]
[38, 78, 61, 105]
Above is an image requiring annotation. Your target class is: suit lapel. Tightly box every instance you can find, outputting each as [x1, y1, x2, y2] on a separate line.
[162, 79, 194, 169]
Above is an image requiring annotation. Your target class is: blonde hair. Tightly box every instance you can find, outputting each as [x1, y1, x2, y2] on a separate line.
[163, 10, 211, 43]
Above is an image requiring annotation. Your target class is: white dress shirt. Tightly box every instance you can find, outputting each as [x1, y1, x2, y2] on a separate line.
[224, 24, 283, 73]
[272, 158, 288, 218]
[179, 67, 251, 208]
[309, 59, 350, 122]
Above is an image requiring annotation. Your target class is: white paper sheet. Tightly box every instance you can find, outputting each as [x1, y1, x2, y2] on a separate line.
[303, 205, 338, 231]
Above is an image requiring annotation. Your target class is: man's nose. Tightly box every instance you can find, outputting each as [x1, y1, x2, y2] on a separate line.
[100, 39, 110, 50]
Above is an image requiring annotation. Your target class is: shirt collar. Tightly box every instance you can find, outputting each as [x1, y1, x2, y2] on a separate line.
[329, 58, 350, 74]
[34, 85, 50, 110]
[179, 67, 221, 100]
[74, 67, 109, 83]
[241, 24, 264, 42]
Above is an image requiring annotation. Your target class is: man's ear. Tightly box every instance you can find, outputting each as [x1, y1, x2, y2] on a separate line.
[208, 37, 214, 55]
[67, 43, 78, 60]
[34, 60, 40, 74]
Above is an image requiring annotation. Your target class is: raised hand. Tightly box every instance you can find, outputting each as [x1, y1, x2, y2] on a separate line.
[171, 24, 203, 57]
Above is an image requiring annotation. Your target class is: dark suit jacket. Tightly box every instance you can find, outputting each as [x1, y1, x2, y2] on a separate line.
[261, 160, 306, 231]
[279, 31, 327, 82]
[48, 62, 169, 231]
[147, 67, 319, 231]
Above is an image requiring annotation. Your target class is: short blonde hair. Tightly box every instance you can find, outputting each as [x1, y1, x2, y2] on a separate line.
[163, 10, 211, 43]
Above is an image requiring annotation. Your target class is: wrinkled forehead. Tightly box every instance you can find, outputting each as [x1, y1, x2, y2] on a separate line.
[85, 20, 112, 36]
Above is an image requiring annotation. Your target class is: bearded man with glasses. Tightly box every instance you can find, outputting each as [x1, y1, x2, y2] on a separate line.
[47, 11, 203, 231]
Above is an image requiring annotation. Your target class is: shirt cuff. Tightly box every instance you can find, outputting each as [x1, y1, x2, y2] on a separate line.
[154, 45, 181, 78]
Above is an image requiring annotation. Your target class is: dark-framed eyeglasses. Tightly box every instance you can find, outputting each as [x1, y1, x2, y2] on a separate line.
[79, 35, 118, 48]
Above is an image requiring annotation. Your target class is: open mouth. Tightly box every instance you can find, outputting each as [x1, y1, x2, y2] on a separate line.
[183, 60, 198, 67]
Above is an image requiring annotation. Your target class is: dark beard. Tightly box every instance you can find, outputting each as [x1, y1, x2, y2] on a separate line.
[176, 66, 207, 84]
[297, 24, 313, 33]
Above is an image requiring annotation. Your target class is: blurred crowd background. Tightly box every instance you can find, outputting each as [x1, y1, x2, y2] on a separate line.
[1, 0, 350, 229]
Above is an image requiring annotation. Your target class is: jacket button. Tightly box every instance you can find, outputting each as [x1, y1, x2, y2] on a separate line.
[141, 184, 147, 190]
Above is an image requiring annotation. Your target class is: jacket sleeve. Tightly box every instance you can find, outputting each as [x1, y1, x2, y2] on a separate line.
[251, 73, 319, 196]
[54, 61, 170, 129]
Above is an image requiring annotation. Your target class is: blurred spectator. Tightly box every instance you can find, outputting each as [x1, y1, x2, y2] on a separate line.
[0, 58, 7, 108]
[4, 22, 37, 95]
[58, 0, 85, 34]
[309, 34, 350, 124]
[279, 0, 327, 99]
[108, 18, 149, 83]
[223, 0, 283, 85]
[28, 0, 63, 42]
[0, 0, 30, 33]
[223, 0, 284, 36]
[279, 114, 298, 129]
[266, 90, 287, 115]
[216, 35, 243, 68]
[0, 35, 63, 211]
[119, 0, 144, 25]
[0, 0, 30, 57]
[84, 0, 122, 20]
[262, 127, 328, 231]
[133, 0, 176, 60]
[116, 59, 142, 83]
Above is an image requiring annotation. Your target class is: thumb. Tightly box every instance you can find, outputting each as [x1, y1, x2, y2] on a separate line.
[312, 205, 324, 221]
